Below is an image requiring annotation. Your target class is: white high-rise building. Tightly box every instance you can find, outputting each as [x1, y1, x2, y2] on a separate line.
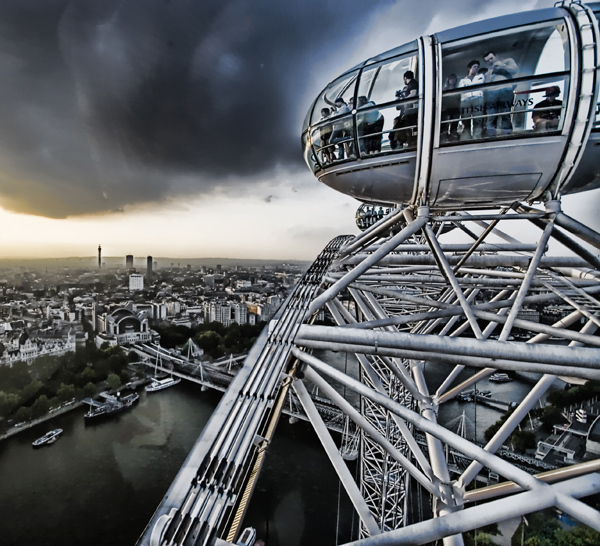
[233, 303, 247, 325]
[129, 274, 144, 291]
[205, 301, 236, 326]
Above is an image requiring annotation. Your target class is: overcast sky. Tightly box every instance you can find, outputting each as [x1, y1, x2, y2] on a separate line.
[0, 0, 597, 260]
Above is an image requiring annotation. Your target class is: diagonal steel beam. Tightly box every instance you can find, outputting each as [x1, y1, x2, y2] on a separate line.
[308, 212, 428, 315]
[292, 378, 381, 537]
[296, 351, 600, 531]
[457, 317, 599, 488]
[423, 224, 483, 339]
[303, 366, 440, 497]
[338, 474, 600, 546]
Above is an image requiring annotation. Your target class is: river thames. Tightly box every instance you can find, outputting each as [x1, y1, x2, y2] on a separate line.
[0, 381, 355, 546]
[0, 356, 543, 546]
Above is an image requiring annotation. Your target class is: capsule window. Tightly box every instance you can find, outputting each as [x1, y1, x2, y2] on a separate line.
[302, 130, 320, 173]
[353, 53, 419, 158]
[440, 20, 570, 144]
[594, 10, 600, 130]
[310, 71, 359, 127]
[357, 54, 418, 108]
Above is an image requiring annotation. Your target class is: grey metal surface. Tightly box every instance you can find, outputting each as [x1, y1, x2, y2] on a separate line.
[292, 199, 600, 543]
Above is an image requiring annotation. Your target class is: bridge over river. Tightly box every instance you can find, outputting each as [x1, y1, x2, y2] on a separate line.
[131, 336, 357, 436]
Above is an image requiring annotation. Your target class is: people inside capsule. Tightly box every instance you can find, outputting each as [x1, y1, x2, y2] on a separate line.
[330, 97, 353, 160]
[389, 71, 419, 150]
[477, 67, 489, 138]
[483, 50, 518, 136]
[318, 107, 335, 164]
[458, 61, 485, 141]
[355, 203, 392, 230]
[441, 73, 460, 143]
[356, 95, 384, 155]
[532, 86, 562, 132]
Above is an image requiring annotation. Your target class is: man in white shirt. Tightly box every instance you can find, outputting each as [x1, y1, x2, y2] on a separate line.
[458, 60, 485, 140]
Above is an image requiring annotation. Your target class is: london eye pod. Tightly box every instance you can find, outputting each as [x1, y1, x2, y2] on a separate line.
[302, 1, 600, 210]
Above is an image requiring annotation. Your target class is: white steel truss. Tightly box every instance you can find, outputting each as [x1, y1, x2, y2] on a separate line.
[289, 198, 600, 545]
[139, 198, 600, 546]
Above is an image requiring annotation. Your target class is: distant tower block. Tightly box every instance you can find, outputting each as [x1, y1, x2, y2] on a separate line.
[98, 245, 102, 270]
[126, 255, 134, 270]
[129, 273, 144, 291]
[147, 256, 153, 281]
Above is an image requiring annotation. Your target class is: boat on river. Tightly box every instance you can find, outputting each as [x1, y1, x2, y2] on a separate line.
[145, 348, 181, 393]
[145, 376, 181, 393]
[32, 428, 63, 448]
[84, 393, 139, 422]
[489, 373, 513, 383]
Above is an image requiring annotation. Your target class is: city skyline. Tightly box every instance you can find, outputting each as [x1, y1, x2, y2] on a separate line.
[0, 0, 597, 260]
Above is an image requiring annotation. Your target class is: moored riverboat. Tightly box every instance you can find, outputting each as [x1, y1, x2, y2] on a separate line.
[489, 373, 513, 383]
[32, 428, 63, 448]
[145, 376, 181, 393]
[84, 393, 139, 422]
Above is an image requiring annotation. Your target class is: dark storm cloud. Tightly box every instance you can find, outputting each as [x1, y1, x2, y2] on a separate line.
[0, 0, 543, 217]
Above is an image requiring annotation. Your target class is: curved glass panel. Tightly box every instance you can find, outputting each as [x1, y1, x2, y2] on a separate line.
[594, 9, 600, 129]
[302, 130, 320, 173]
[440, 20, 570, 144]
[356, 102, 418, 156]
[311, 113, 356, 165]
[436, 7, 565, 45]
[442, 20, 569, 80]
[363, 41, 419, 69]
[357, 54, 417, 107]
[304, 52, 420, 169]
[353, 54, 419, 157]
[310, 71, 359, 127]
[302, 97, 317, 136]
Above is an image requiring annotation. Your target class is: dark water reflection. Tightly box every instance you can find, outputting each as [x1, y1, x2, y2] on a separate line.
[0, 355, 546, 546]
[0, 381, 354, 545]
[0, 383, 220, 545]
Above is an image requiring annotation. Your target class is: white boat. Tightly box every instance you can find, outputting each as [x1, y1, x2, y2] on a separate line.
[145, 348, 181, 393]
[489, 373, 513, 383]
[458, 390, 474, 402]
[236, 527, 257, 546]
[32, 428, 63, 448]
[145, 376, 181, 392]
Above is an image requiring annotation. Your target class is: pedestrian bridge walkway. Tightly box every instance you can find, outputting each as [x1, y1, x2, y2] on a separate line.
[133, 342, 353, 434]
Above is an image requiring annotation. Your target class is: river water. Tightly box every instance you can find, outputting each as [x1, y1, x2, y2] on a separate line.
[0, 382, 354, 546]
[0, 359, 551, 546]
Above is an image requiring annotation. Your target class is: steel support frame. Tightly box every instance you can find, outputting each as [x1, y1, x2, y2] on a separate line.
[140, 199, 600, 546]
[327, 290, 417, 535]
[292, 201, 600, 544]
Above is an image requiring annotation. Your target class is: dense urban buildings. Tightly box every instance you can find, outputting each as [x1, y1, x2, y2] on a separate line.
[0, 257, 305, 363]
